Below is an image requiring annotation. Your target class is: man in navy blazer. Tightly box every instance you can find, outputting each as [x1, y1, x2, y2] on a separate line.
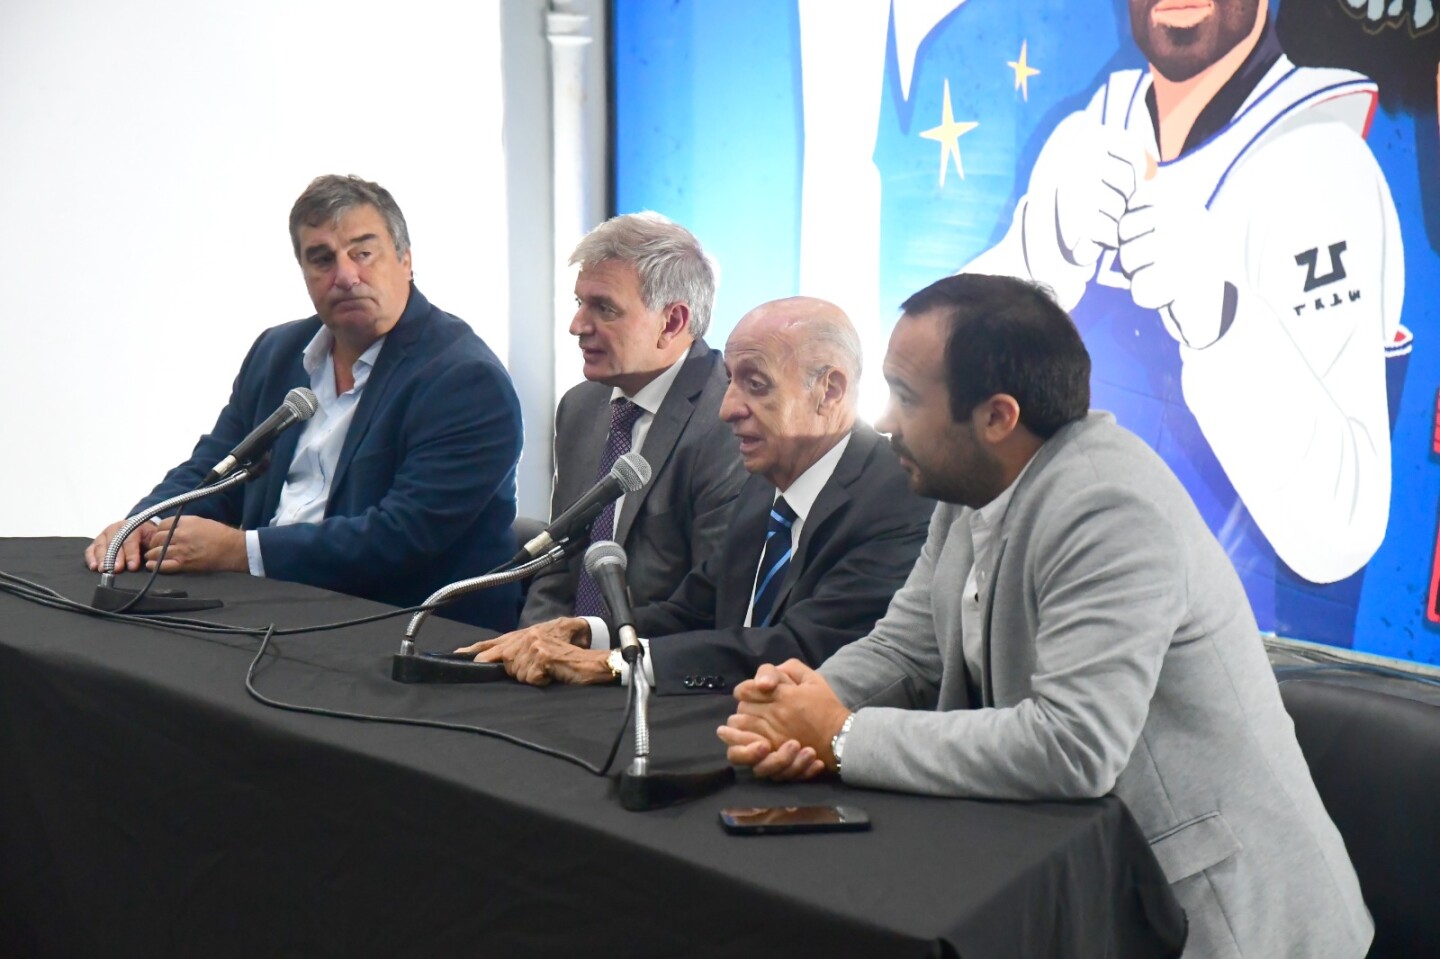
[461, 297, 932, 691]
[84, 175, 523, 629]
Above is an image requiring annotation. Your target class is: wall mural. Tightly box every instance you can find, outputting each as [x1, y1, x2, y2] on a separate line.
[613, 0, 1440, 663]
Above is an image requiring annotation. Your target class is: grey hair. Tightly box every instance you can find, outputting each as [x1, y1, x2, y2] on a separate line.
[800, 314, 863, 393]
[569, 212, 718, 338]
[289, 175, 411, 262]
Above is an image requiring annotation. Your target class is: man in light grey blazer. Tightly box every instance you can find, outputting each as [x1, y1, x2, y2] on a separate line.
[719, 274, 1372, 959]
[515, 212, 745, 629]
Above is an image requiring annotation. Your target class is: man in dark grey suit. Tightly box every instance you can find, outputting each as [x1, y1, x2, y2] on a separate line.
[510, 212, 745, 629]
[719, 274, 1372, 958]
[463, 297, 932, 694]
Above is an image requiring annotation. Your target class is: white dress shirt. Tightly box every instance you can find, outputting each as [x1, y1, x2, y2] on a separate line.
[244, 327, 387, 576]
[618, 432, 852, 688]
[741, 432, 851, 627]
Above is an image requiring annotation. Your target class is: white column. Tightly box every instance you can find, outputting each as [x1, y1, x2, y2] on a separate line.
[547, 5, 599, 403]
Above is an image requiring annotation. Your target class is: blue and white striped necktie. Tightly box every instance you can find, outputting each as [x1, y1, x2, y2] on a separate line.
[750, 496, 797, 628]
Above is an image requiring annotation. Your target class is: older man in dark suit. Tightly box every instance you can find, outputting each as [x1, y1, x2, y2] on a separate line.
[462, 297, 932, 693]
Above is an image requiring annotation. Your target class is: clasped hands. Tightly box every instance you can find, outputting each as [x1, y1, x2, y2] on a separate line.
[458, 631, 851, 781]
[716, 659, 852, 783]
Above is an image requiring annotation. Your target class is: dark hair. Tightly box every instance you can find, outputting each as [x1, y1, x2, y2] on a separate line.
[900, 274, 1090, 438]
[288, 175, 410, 262]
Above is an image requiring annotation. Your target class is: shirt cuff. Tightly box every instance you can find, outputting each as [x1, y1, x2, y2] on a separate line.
[584, 616, 610, 650]
[245, 530, 266, 578]
[619, 637, 654, 688]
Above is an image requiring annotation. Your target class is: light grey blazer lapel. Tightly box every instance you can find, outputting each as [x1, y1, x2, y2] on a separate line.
[974, 419, 1086, 706]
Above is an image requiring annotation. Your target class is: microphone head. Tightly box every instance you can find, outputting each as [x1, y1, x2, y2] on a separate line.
[611, 452, 651, 493]
[284, 387, 320, 420]
[584, 540, 627, 576]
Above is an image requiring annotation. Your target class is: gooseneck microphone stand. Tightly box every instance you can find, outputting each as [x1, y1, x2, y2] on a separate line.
[616, 630, 735, 811]
[91, 466, 259, 613]
[390, 545, 571, 683]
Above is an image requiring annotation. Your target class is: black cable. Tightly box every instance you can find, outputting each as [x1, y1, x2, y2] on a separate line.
[0, 572, 267, 637]
[0, 568, 445, 637]
[2, 569, 635, 776]
[101, 454, 277, 617]
[108, 502, 190, 615]
[243, 624, 633, 776]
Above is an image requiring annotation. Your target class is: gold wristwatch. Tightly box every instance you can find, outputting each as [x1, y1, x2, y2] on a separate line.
[606, 648, 625, 684]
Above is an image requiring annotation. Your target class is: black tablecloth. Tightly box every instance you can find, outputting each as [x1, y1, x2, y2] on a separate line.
[0, 538, 1185, 958]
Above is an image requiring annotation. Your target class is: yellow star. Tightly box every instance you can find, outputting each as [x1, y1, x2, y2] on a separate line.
[1008, 40, 1041, 102]
[919, 79, 979, 188]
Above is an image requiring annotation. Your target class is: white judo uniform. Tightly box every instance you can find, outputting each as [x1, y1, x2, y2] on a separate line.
[965, 56, 1406, 599]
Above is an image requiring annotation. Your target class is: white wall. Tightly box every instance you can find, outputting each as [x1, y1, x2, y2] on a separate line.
[0, 0, 527, 536]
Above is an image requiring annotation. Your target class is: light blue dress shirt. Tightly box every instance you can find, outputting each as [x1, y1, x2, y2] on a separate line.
[244, 328, 387, 577]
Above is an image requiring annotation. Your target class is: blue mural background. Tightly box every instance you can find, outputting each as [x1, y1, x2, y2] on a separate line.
[614, 0, 1440, 664]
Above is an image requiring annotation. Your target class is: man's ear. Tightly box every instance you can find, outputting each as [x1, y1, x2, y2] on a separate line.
[815, 366, 849, 413]
[974, 393, 1021, 443]
[657, 302, 691, 345]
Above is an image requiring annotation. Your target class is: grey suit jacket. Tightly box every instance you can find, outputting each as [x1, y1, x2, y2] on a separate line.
[520, 339, 746, 625]
[821, 412, 1372, 959]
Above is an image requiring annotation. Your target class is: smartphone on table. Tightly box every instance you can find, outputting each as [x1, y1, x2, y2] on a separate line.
[718, 805, 871, 835]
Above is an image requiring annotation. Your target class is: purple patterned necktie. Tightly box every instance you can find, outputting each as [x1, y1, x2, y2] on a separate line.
[573, 398, 644, 617]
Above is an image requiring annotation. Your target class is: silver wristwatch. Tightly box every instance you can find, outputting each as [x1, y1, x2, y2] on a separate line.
[830, 713, 855, 774]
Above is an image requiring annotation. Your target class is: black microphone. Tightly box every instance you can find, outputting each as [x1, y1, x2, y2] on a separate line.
[583, 540, 641, 663]
[511, 452, 651, 564]
[201, 387, 320, 485]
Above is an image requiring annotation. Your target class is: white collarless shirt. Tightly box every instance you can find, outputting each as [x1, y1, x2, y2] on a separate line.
[960, 457, 1034, 680]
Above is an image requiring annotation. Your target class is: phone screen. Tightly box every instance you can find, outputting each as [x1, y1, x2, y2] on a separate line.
[719, 805, 870, 835]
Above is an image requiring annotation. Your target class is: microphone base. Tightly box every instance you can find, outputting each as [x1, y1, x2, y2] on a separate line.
[91, 584, 223, 614]
[390, 652, 510, 684]
[618, 765, 736, 812]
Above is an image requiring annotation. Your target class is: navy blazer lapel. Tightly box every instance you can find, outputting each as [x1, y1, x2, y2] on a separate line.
[615, 340, 714, 546]
[251, 327, 315, 527]
[765, 425, 874, 619]
[720, 478, 775, 625]
[329, 285, 427, 500]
